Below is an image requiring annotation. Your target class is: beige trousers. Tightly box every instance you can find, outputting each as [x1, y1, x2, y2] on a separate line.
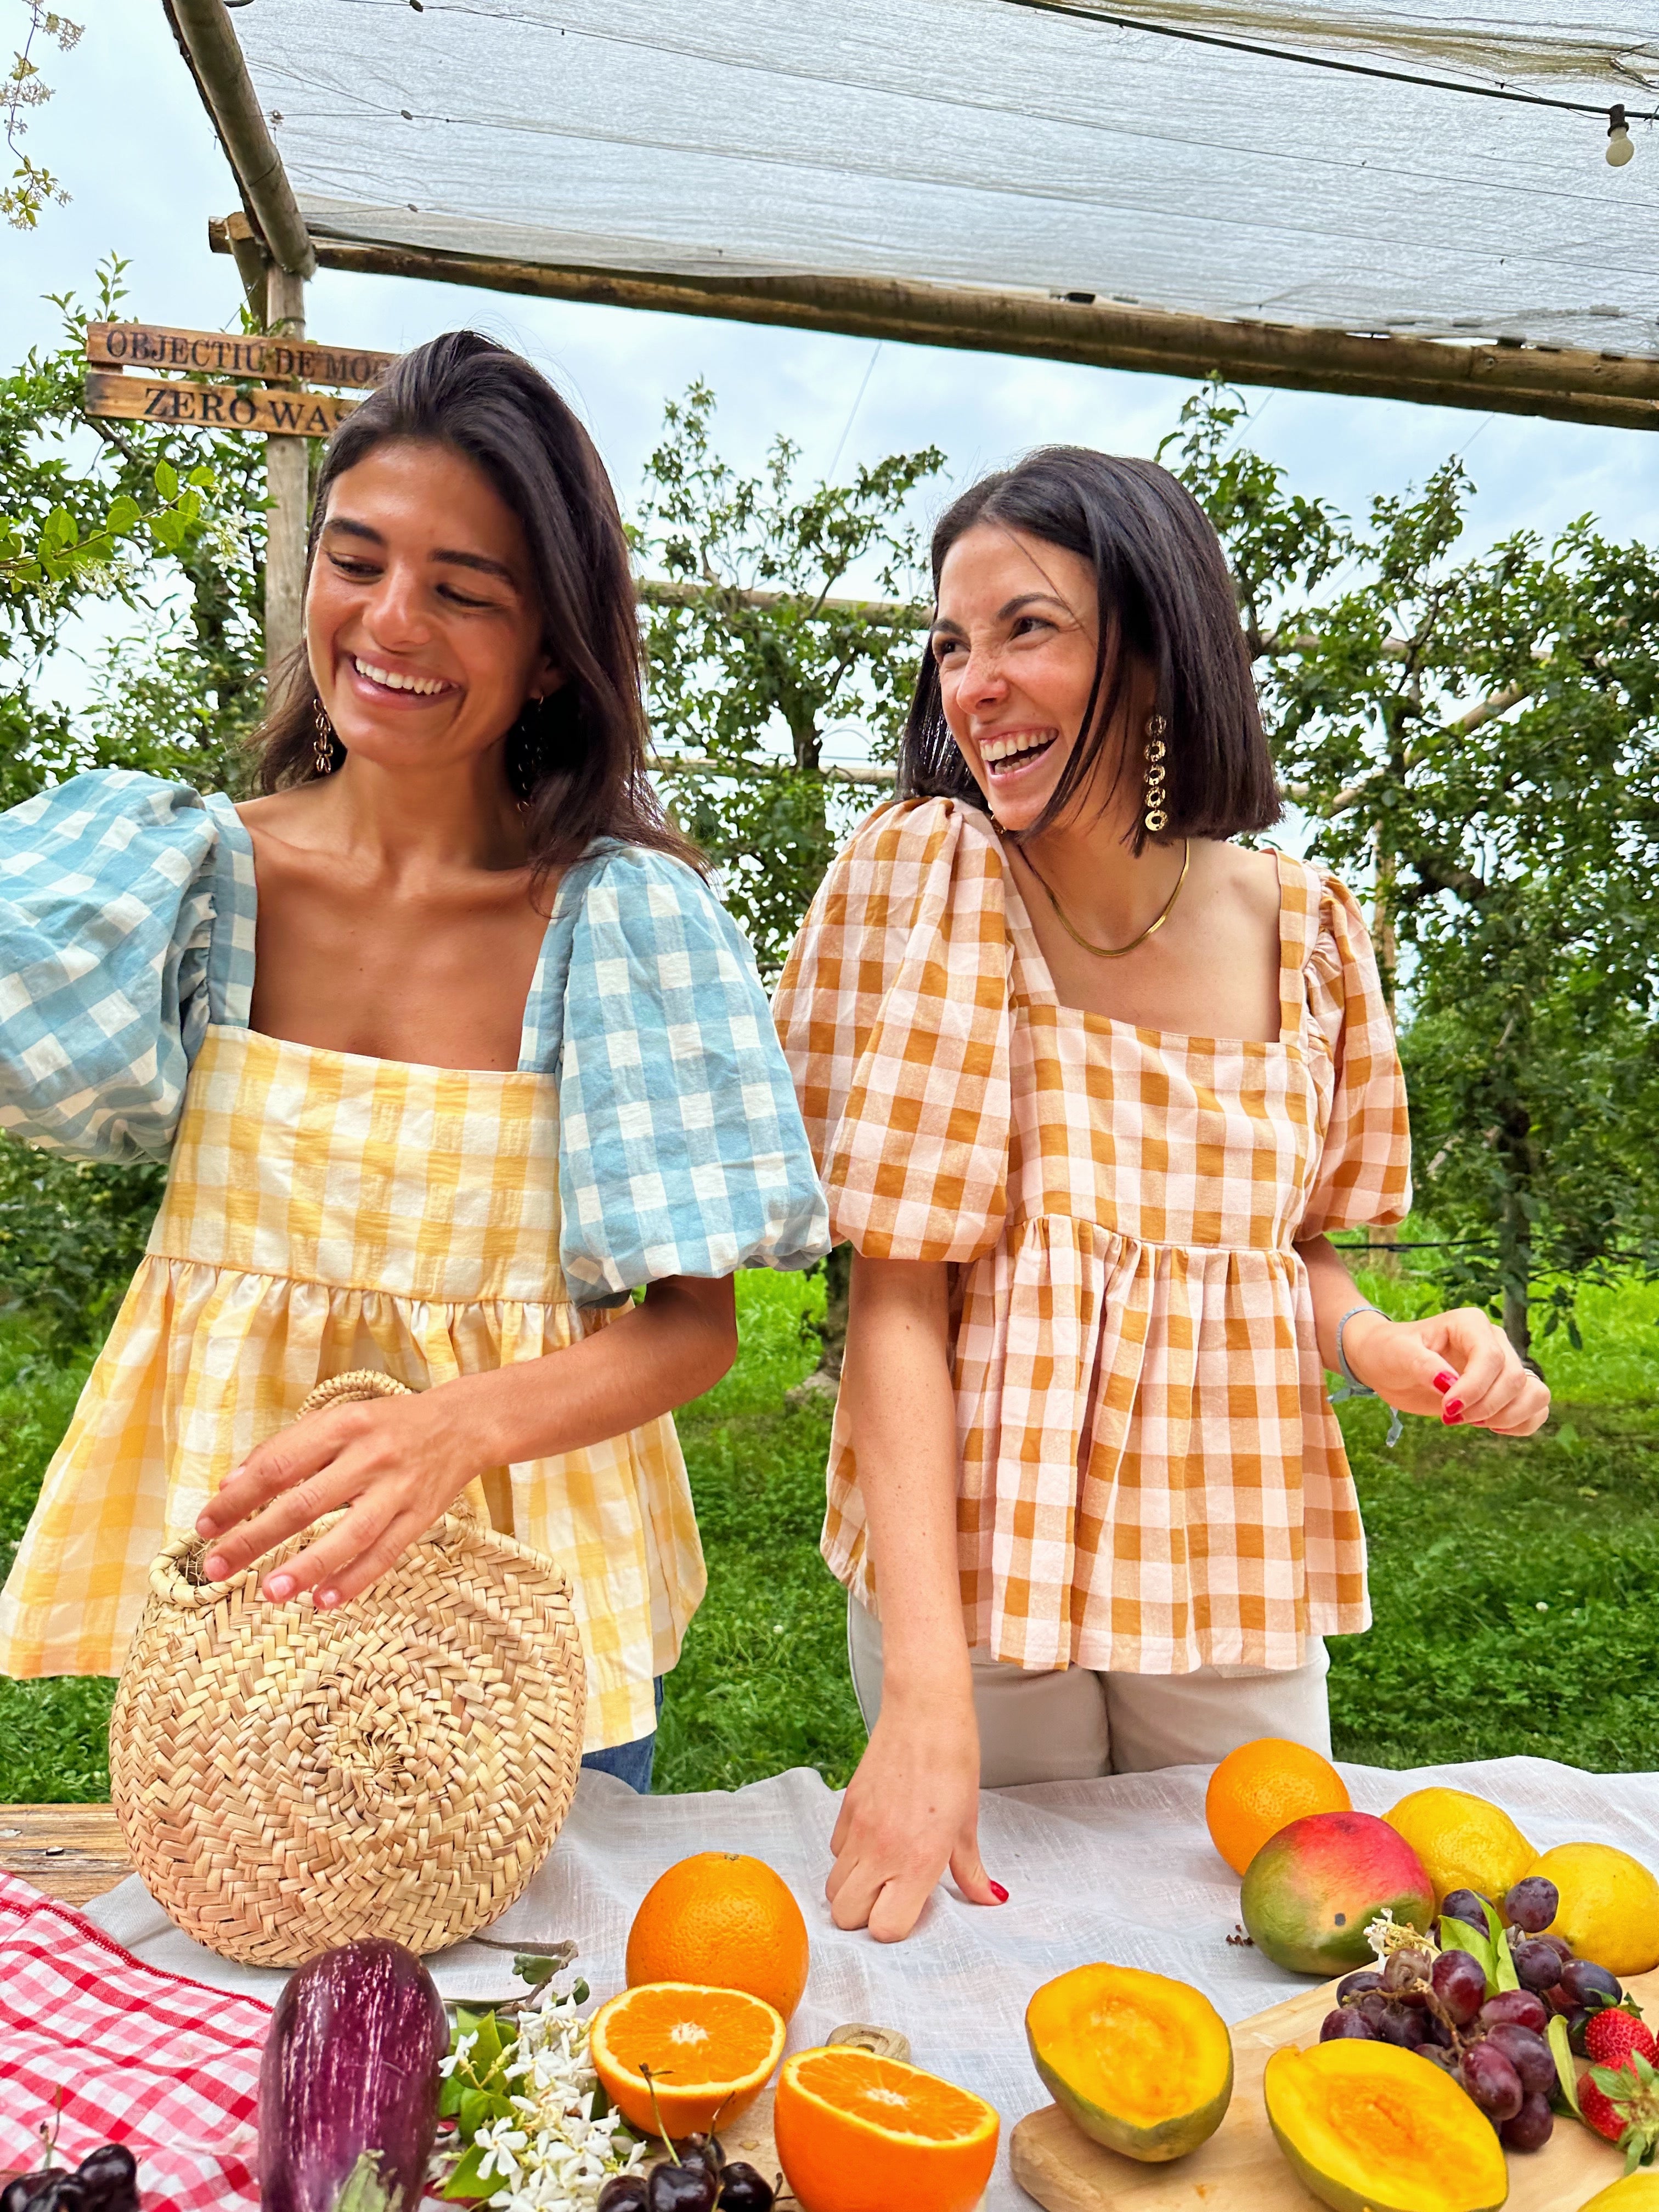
[846, 1594, 1333, 1787]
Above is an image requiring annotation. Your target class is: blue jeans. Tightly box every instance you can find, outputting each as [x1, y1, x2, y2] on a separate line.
[579, 1677, 664, 1793]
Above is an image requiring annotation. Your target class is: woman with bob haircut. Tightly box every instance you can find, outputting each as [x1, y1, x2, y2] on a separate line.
[775, 446, 1549, 1937]
[0, 331, 827, 1790]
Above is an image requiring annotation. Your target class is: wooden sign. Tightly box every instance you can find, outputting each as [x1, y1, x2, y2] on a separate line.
[83, 369, 357, 437]
[86, 321, 394, 391]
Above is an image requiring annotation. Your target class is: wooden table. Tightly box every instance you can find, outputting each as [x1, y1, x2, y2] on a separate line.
[0, 1803, 131, 1905]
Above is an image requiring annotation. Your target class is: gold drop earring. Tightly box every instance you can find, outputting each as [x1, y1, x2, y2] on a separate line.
[312, 699, 337, 777]
[1143, 713, 1169, 836]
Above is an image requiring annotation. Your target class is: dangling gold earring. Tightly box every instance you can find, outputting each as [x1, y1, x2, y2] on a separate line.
[1142, 713, 1169, 836]
[312, 699, 337, 778]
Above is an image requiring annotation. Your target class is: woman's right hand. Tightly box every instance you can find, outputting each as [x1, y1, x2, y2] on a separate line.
[825, 1680, 1003, 1941]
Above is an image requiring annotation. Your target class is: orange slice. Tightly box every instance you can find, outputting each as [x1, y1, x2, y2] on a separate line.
[588, 1980, 785, 2136]
[774, 2045, 1000, 2212]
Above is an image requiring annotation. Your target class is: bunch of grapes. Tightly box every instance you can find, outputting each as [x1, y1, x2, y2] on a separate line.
[0, 2145, 139, 2212]
[1318, 1874, 1630, 2154]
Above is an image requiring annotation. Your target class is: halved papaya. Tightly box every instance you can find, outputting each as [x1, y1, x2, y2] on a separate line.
[1025, 1963, 1233, 2162]
[1263, 2040, 1508, 2212]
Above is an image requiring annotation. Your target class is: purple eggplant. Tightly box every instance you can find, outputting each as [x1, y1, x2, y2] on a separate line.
[258, 1938, 449, 2212]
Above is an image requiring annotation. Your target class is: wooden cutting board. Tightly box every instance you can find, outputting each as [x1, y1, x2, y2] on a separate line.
[1011, 1968, 1659, 2210]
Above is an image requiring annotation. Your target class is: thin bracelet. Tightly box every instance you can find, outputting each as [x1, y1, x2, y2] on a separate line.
[1331, 1302, 1403, 1448]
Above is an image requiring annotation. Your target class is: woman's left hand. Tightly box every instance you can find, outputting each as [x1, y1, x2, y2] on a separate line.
[1342, 1306, 1551, 1436]
[195, 1385, 485, 1607]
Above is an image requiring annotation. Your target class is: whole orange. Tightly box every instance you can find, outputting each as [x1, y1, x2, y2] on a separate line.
[625, 1850, 810, 2021]
[1205, 1737, 1351, 1877]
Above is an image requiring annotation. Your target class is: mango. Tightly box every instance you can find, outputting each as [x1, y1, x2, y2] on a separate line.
[1241, 1809, 1435, 1976]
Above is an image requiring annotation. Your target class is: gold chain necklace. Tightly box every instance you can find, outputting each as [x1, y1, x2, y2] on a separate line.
[1020, 839, 1192, 959]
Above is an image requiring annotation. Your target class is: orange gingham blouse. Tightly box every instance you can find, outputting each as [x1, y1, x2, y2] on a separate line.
[773, 797, 1412, 1676]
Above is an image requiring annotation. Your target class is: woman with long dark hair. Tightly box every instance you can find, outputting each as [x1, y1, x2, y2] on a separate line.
[0, 332, 827, 1789]
[775, 447, 1548, 1935]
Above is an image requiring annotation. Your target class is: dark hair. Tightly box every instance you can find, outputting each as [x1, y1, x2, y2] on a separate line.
[253, 330, 701, 878]
[900, 447, 1280, 851]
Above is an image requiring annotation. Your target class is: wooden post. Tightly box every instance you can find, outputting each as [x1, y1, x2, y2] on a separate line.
[264, 262, 308, 691]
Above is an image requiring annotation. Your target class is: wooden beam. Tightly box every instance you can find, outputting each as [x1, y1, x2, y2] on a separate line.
[264, 264, 311, 689]
[83, 369, 354, 438]
[638, 578, 927, 627]
[208, 227, 1659, 432]
[168, 0, 314, 277]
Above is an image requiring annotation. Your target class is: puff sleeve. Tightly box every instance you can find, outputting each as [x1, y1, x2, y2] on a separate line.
[1296, 870, 1413, 1237]
[0, 770, 254, 1164]
[533, 842, 830, 1307]
[772, 797, 1012, 1262]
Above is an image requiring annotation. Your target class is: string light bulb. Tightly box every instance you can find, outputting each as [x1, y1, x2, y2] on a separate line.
[1607, 104, 1635, 166]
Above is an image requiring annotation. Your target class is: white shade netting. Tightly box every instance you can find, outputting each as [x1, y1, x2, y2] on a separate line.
[230, 1, 1659, 360]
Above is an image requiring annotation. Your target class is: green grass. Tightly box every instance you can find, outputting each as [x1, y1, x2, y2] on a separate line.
[0, 1271, 1655, 1801]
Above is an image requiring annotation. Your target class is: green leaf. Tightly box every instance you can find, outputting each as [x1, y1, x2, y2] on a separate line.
[149, 510, 185, 553]
[1439, 1916, 1497, 1994]
[187, 464, 215, 490]
[1480, 1899, 1520, 1992]
[437, 2073, 465, 2120]
[1549, 2014, 1582, 2115]
[43, 506, 76, 549]
[332, 2151, 395, 2212]
[440, 2142, 495, 2202]
[105, 495, 140, 535]
[514, 1953, 556, 1988]
[153, 458, 178, 500]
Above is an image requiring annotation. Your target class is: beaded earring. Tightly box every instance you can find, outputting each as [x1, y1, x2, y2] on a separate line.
[312, 700, 337, 777]
[1143, 713, 1169, 836]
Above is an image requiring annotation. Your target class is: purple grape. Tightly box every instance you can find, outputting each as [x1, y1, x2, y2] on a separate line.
[1559, 1958, 1623, 2008]
[1441, 1888, 1492, 1932]
[1423, 2011, 1457, 2047]
[1321, 2006, 1377, 2040]
[1459, 2040, 1524, 2123]
[648, 2165, 718, 2212]
[1376, 2002, 1429, 2049]
[1481, 1989, 1549, 2034]
[1383, 1948, 1432, 1992]
[1483, 2023, 1556, 2098]
[1514, 1938, 1565, 1992]
[1533, 1932, 1573, 1963]
[1565, 2007, 1592, 2053]
[1336, 1968, 1384, 2003]
[1431, 1948, 1488, 2027]
[1358, 1991, 1392, 2029]
[1503, 1877, 1559, 1934]
[1500, 2092, 1555, 2153]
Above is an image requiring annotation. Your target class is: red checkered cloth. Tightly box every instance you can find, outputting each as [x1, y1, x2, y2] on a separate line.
[0, 1872, 270, 2211]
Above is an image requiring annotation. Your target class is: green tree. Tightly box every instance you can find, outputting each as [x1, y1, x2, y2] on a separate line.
[634, 381, 940, 980]
[1166, 385, 1659, 1358]
[1, 260, 269, 1342]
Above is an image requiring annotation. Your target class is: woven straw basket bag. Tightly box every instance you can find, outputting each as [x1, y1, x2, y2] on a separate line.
[109, 1372, 586, 1967]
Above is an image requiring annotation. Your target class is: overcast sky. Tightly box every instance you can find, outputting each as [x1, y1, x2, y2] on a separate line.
[9, 3, 1659, 727]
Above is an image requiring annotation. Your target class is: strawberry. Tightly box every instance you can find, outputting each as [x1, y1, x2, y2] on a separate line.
[1587, 2008, 1658, 2071]
[1581, 2051, 1659, 2174]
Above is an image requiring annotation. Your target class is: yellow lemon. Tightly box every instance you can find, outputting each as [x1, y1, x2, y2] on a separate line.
[1578, 2176, 1659, 2210]
[1527, 1841, 1659, 1977]
[1383, 1787, 1534, 1909]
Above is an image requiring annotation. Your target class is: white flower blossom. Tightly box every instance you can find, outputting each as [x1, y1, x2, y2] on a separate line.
[439, 1989, 650, 2212]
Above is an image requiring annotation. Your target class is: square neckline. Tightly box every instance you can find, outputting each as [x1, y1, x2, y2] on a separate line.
[992, 826, 1304, 1055]
[215, 797, 595, 1077]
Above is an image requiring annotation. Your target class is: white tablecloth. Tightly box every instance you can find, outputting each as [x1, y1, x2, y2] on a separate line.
[85, 1756, 1659, 2210]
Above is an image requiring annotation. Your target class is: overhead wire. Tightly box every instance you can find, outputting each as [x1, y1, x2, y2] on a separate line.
[996, 1, 1659, 125]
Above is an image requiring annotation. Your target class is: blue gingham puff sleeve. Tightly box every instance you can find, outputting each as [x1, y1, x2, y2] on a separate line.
[529, 844, 831, 1306]
[0, 770, 255, 1163]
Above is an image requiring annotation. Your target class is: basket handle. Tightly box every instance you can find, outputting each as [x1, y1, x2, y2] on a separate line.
[291, 1370, 485, 1528]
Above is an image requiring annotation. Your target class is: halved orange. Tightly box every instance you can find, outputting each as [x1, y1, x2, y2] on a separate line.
[588, 1981, 785, 2136]
[774, 2045, 1000, 2212]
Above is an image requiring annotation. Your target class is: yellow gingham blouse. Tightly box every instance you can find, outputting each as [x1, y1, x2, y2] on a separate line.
[774, 798, 1412, 1677]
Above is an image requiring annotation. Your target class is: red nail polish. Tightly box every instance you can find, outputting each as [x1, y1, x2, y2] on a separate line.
[1433, 1372, 1456, 1394]
[990, 1881, 1009, 1903]
[1443, 1400, 1463, 1417]
[1443, 1409, 1464, 1425]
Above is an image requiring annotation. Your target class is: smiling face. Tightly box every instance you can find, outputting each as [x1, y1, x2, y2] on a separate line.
[306, 438, 558, 780]
[933, 520, 1141, 836]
